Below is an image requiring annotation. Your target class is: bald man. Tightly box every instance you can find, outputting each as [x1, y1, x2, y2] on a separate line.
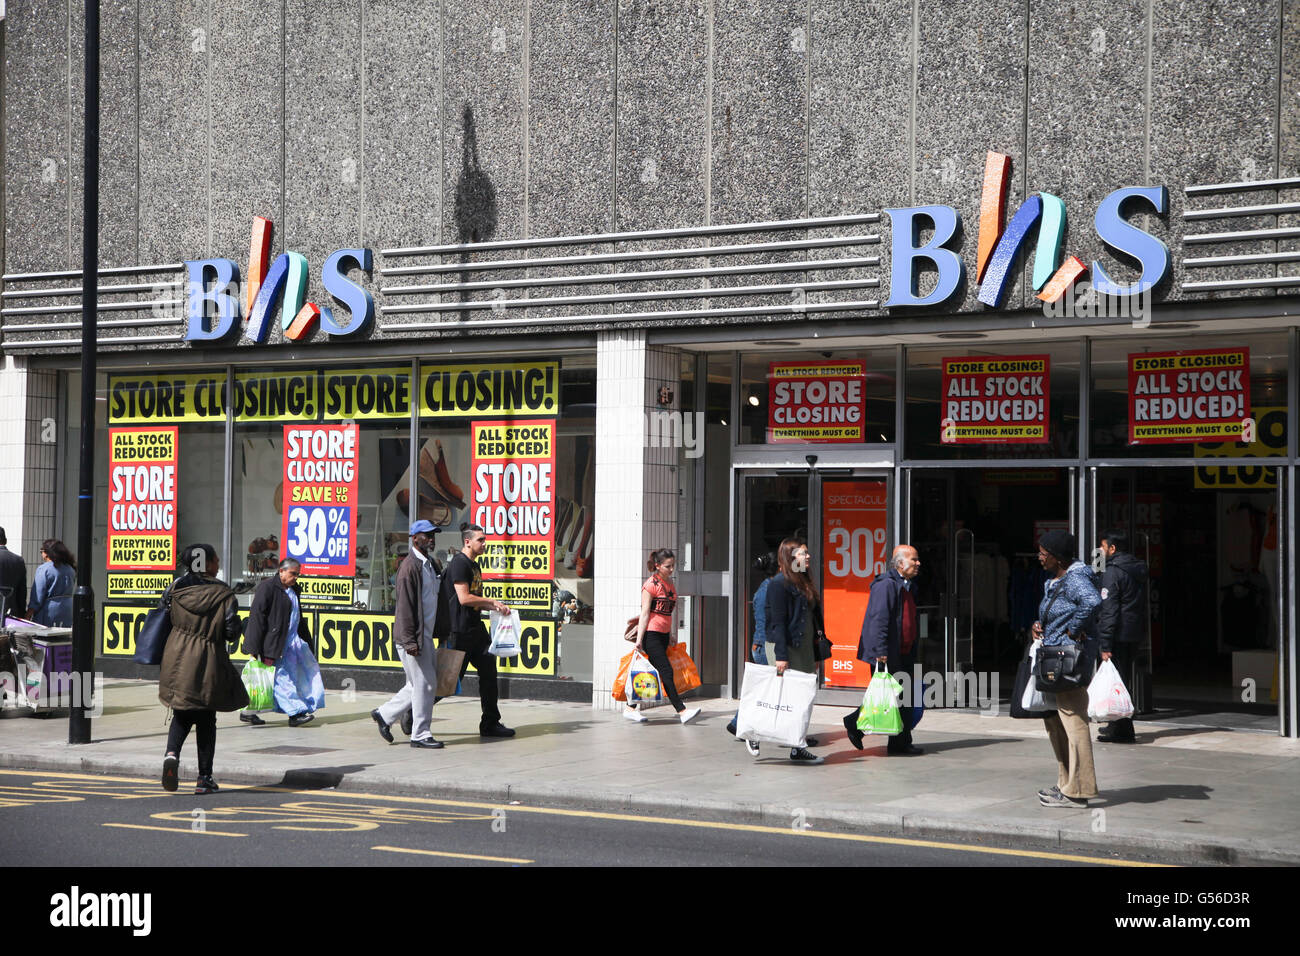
[845, 544, 924, 755]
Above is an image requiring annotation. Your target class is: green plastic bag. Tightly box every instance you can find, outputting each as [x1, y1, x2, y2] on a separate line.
[241, 659, 275, 713]
[856, 668, 904, 735]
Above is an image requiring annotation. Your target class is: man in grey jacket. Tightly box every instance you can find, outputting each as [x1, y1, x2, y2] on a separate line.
[371, 520, 444, 749]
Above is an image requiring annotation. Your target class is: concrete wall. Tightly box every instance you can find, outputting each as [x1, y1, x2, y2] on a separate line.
[4, 0, 1298, 315]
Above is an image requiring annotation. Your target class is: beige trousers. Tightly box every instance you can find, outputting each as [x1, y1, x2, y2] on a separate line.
[1042, 686, 1098, 799]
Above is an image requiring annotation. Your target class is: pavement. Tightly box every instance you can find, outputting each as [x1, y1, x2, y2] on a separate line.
[3, 678, 1298, 865]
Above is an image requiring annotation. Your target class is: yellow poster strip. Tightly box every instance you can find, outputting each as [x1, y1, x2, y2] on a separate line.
[478, 541, 552, 578]
[482, 581, 553, 609]
[952, 424, 1046, 440]
[471, 422, 553, 459]
[419, 362, 559, 418]
[943, 358, 1046, 375]
[768, 426, 863, 441]
[106, 573, 174, 599]
[107, 373, 226, 424]
[234, 369, 320, 422]
[298, 576, 356, 606]
[467, 619, 557, 676]
[320, 367, 411, 420]
[315, 614, 404, 668]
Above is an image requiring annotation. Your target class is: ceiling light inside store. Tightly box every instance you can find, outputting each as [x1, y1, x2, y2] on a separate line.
[768, 340, 800, 346]
[748, 395, 760, 406]
[935, 332, 987, 339]
[1154, 323, 1197, 330]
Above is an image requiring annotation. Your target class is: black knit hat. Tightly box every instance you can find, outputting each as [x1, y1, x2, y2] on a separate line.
[1038, 529, 1076, 564]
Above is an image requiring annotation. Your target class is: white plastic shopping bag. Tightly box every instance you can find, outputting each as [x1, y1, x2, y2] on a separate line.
[1087, 659, 1135, 722]
[488, 607, 524, 657]
[735, 662, 817, 749]
[1022, 642, 1057, 713]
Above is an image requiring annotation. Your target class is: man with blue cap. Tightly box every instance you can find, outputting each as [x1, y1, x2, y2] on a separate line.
[371, 519, 444, 748]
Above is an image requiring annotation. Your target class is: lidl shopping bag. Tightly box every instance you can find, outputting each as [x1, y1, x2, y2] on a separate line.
[1087, 659, 1135, 722]
[856, 668, 903, 735]
[666, 643, 701, 694]
[626, 651, 665, 705]
[241, 659, 275, 713]
[488, 608, 523, 657]
[736, 663, 817, 749]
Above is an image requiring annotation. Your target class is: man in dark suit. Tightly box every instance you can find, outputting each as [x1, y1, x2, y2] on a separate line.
[0, 527, 27, 620]
[844, 544, 924, 756]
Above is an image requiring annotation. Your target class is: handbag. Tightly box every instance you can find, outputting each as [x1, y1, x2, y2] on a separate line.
[1032, 576, 1094, 693]
[623, 615, 639, 642]
[132, 603, 172, 665]
[813, 631, 833, 662]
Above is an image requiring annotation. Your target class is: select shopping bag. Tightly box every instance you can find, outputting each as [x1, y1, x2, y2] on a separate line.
[666, 643, 701, 694]
[1087, 659, 1135, 722]
[736, 663, 817, 749]
[1020, 642, 1058, 714]
[273, 633, 326, 715]
[488, 608, 523, 657]
[856, 668, 904, 735]
[241, 659, 276, 713]
[627, 651, 666, 705]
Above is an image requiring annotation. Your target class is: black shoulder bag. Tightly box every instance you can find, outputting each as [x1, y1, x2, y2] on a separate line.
[1033, 579, 1093, 693]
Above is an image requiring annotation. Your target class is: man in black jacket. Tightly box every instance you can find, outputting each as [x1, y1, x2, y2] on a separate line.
[240, 558, 316, 727]
[0, 527, 26, 620]
[1096, 530, 1148, 743]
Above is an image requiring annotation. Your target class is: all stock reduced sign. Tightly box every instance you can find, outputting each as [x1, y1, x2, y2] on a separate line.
[940, 355, 1050, 444]
[767, 361, 866, 442]
[281, 424, 359, 576]
[470, 420, 555, 581]
[1128, 347, 1250, 444]
[106, 427, 178, 571]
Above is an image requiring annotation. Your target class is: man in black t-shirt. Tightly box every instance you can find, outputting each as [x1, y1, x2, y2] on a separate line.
[443, 523, 515, 738]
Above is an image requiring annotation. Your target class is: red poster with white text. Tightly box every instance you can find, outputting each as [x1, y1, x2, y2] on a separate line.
[470, 420, 555, 581]
[768, 361, 866, 443]
[821, 479, 889, 689]
[1128, 347, 1250, 444]
[281, 424, 358, 576]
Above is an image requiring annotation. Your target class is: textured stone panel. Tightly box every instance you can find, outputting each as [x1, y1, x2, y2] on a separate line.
[138, 1, 210, 265]
[1026, 0, 1146, 312]
[209, 0, 284, 263]
[1279, 0, 1300, 289]
[285, 0, 364, 319]
[1149, 0, 1279, 300]
[912, 0, 1027, 313]
[4, 0, 72, 273]
[69, 1, 140, 270]
[527, 0, 615, 319]
[364, 0, 441, 251]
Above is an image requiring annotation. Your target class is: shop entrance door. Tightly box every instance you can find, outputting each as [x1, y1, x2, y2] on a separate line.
[736, 469, 892, 694]
[907, 467, 1076, 701]
[1092, 467, 1282, 721]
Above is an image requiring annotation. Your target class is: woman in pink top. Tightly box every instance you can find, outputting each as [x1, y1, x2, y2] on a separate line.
[624, 548, 701, 725]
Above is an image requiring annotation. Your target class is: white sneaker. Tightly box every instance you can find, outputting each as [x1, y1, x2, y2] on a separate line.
[679, 707, 701, 725]
[745, 738, 760, 757]
[622, 706, 647, 723]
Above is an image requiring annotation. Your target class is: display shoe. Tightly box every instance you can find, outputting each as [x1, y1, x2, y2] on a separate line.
[554, 499, 575, 559]
[565, 507, 590, 570]
[574, 517, 594, 577]
[420, 444, 466, 509]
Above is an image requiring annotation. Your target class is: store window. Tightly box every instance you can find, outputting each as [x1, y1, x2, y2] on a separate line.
[416, 355, 595, 682]
[738, 349, 896, 446]
[1090, 331, 1288, 463]
[904, 343, 1080, 460]
[229, 365, 412, 668]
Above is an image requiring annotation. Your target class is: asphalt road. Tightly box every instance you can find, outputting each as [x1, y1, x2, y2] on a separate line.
[0, 766, 1181, 868]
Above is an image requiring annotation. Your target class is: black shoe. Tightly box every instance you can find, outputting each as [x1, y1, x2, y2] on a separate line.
[194, 774, 219, 795]
[161, 753, 179, 792]
[1097, 732, 1136, 743]
[400, 710, 413, 737]
[480, 722, 516, 738]
[887, 744, 925, 756]
[239, 712, 265, 726]
[410, 737, 445, 749]
[789, 747, 824, 764]
[288, 712, 314, 727]
[842, 712, 865, 751]
[370, 709, 393, 744]
[726, 720, 737, 736]
[805, 736, 820, 748]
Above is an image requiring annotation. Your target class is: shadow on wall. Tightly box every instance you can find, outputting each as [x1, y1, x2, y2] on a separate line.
[453, 103, 498, 325]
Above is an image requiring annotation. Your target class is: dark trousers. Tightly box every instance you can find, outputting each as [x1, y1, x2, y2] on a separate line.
[640, 631, 684, 712]
[452, 626, 501, 727]
[844, 657, 915, 750]
[166, 708, 216, 776]
[1102, 643, 1137, 739]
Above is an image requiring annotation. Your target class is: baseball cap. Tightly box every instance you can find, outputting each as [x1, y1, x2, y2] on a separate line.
[408, 519, 439, 536]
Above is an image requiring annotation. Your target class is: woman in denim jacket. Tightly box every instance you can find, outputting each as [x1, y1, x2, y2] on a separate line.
[1032, 530, 1101, 809]
[764, 538, 825, 764]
